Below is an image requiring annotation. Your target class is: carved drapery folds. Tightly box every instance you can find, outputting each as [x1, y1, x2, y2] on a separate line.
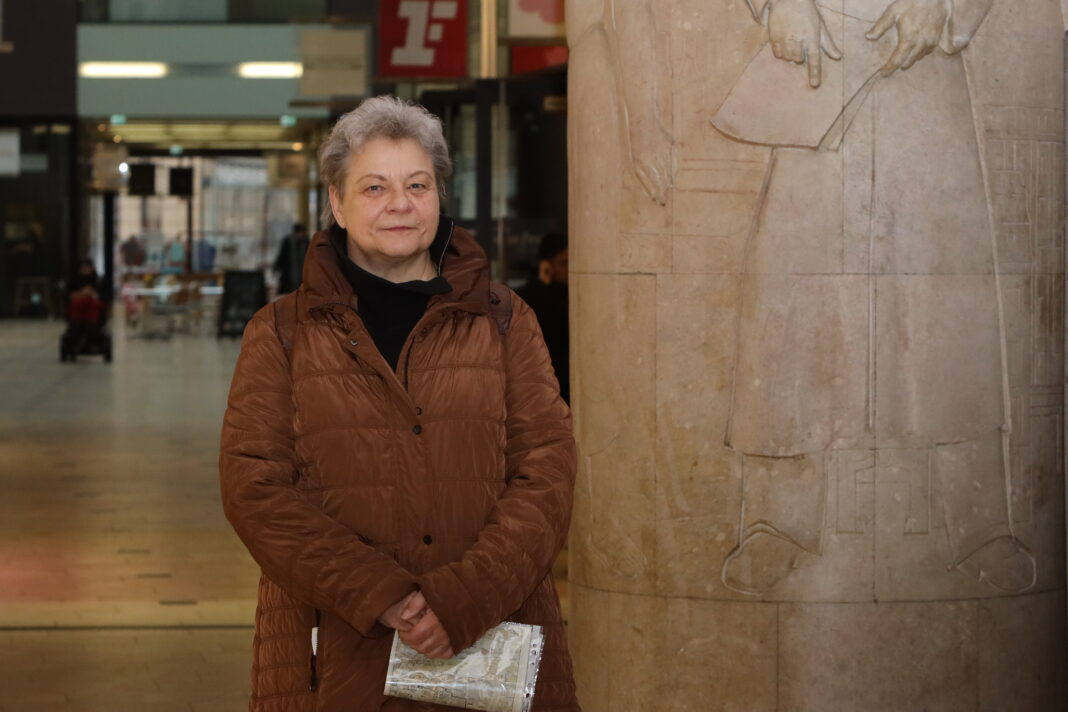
[567, 0, 1066, 708]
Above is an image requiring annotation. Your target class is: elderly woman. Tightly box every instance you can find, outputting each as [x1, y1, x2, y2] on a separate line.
[220, 96, 579, 711]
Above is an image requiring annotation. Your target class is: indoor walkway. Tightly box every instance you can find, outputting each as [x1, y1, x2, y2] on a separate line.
[0, 318, 259, 711]
[0, 315, 572, 711]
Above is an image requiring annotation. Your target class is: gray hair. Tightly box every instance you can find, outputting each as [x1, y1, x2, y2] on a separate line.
[319, 95, 452, 226]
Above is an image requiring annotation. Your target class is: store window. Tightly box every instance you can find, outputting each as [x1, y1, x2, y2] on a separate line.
[90, 156, 302, 285]
[109, 0, 228, 22]
[79, 0, 109, 22]
[0, 123, 74, 317]
[80, 0, 337, 23]
[228, 0, 327, 22]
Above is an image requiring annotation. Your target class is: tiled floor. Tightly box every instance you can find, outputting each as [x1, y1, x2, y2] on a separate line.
[0, 628, 254, 712]
[0, 317, 259, 710]
[0, 316, 571, 711]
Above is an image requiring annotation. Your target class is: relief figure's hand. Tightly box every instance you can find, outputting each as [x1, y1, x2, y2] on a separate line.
[631, 127, 674, 206]
[766, 0, 842, 88]
[866, 0, 951, 75]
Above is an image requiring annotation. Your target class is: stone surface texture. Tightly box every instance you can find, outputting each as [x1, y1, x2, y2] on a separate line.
[566, 0, 1067, 708]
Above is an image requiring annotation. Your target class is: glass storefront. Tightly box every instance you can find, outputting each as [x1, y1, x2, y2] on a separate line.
[64, 0, 568, 318]
[87, 154, 306, 285]
[78, 0, 374, 23]
[0, 122, 76, 317]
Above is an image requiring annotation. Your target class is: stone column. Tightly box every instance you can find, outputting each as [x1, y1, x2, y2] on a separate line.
[566, 1, 1066, 709]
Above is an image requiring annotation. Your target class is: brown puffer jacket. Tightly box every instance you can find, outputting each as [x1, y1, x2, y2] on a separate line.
[220, 223, 579, 712]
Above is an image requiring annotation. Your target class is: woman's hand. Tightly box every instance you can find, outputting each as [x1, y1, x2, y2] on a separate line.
[766, 0, 842, 88]
[380, 591, 455, 658]
[398, 594, 455, 659]
[866, 0, 951, 75]
[378, 590, 422, 632]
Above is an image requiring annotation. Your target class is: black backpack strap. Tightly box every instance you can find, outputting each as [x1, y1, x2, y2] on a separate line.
[488, 282, 513, 336]
[273, 295, 298, 366]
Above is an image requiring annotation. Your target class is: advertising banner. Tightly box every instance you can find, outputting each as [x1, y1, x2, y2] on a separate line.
[507, 0, 564, 39]
[378, 0, 468, 78]
[508, 0, 566, 74]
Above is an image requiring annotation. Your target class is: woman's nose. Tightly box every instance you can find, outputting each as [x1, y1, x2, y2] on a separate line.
[387, 188, 413, 212]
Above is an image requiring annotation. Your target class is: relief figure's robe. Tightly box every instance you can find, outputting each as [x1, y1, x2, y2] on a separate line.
[714, 0, 1008, 563]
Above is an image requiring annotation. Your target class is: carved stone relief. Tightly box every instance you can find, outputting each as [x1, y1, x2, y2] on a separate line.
[572, 0, 1063, 595]
[568, 0, 1066, 706]
[716, 0, 1042, 596]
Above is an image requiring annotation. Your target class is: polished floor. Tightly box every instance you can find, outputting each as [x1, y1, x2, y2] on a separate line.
[0, 317, 259, 710]
[1, 315, 571, 710]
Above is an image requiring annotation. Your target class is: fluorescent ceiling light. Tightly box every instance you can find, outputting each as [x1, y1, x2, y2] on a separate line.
[80, 62, 168, 78]
[239, 62, 303, 78]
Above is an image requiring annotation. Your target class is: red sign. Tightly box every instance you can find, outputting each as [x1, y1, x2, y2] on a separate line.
[379, 0, 468, 78]
[510, 46, 568, 75]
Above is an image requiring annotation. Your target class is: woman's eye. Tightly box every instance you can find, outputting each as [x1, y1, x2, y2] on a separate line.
[365, 185, 384, 194]
[409, 183, 428, 192]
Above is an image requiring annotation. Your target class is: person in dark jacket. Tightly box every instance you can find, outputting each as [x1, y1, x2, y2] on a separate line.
[517, 233, 569, 403]
[272, 222, 310, 294]
[220, 96, 579, 712]
[60, 259, 110, 362]
[67, 259, 106, 324]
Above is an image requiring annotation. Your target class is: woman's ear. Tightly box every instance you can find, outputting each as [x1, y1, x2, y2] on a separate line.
[328, 186, 346, 229]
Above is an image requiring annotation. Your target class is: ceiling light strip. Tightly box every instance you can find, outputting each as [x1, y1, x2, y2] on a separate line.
[238, 62, 303, 79]
[80, 62, 168, 78]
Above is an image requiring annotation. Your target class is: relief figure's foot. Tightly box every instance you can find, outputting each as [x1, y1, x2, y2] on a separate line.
[721, 523, 814, 595]
[952, 535, 1037, 593]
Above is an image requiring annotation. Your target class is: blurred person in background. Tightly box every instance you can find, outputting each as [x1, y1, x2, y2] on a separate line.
[517, 233, 569, 403]
[161, 236, 186, 275]
[219, 96, 579, 711]
[119, 234, 147, 272]
[60, 258, 111, 362]
[193, 237, 217, 272]
[272, 222, 310, 294]
[67, 258, 104, 323]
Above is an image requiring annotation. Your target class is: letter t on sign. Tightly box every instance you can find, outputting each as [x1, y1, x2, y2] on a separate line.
[0, 0, 13, 53]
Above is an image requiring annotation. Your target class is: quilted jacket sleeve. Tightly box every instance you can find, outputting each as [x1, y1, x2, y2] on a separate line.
[416, 297, 576, 652]
[220, 309, 417, 635]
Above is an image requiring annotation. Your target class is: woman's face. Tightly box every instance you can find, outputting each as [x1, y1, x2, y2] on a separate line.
[329, 137, 440, 273]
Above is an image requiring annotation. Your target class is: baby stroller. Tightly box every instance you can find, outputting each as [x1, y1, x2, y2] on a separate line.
[60, 289, 112, 363]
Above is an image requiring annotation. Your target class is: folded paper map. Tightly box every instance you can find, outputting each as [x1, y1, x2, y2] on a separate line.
[384, 622, 545, 712]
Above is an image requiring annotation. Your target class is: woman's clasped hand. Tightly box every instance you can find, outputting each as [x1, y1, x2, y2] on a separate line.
[379, 591, 455, 659]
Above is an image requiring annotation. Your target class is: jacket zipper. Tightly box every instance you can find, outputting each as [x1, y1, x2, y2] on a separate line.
[400, 221, 453, 391]
[402, 333, 419, 391]
[309, 609, 320, 691]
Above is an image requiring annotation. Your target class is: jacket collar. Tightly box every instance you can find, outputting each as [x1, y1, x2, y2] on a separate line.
[328, 219, 452, 298]
[298, 215, 491, 319]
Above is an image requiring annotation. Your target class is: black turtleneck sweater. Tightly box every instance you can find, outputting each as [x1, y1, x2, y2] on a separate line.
[329, 218, 454, 371]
